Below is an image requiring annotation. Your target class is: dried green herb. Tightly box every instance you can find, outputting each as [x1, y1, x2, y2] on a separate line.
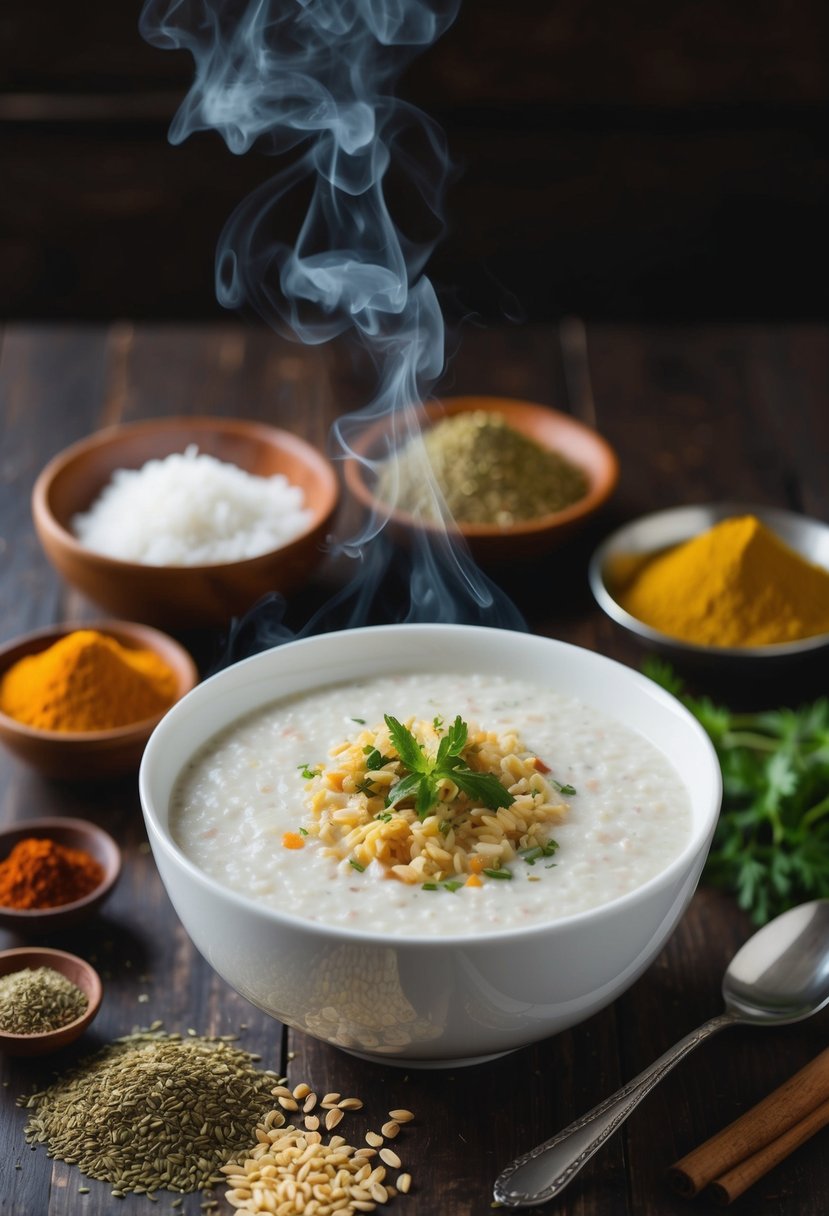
[0, 967, 87, 1035]
[21, 1030, 278, 1196]
[378, 410, 588, 525]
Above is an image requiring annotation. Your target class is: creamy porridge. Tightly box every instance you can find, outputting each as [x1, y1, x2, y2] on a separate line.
[170, 672, 691, 936]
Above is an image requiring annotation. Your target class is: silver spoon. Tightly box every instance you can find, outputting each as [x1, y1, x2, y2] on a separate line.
[494, 899, 829, 1208]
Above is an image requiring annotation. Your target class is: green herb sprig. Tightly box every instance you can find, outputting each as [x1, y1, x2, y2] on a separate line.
[383, 714, 515, 822]
[645, 657, 829, 924]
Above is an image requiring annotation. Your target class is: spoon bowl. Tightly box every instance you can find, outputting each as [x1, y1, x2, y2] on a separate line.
[495, 900, 829, 1208]
[723, 900, 829, 1024]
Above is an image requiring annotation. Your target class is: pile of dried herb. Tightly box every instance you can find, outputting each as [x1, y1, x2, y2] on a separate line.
[0, 966, 88, 1035]
[21, 1029, 279, 1198]
[379, 411, 588, 526]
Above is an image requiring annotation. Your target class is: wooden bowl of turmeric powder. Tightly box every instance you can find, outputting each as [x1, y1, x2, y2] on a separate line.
[0, 620, 198, 780]
[589, 503, 829, 665]
[0, 818, 121, 934]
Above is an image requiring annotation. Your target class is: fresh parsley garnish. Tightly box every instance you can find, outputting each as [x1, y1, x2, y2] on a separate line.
[348, 858, 366, 872]
[383, 714, 515, 822]
[520, 841, 559, 865]
[645, 657, 829, 924]
[351, 717, 366, 724]
[553, 780, 577, 797]
[363, 745, 393, 771]
[298, 763, 320, 780]
[482, 867, 513, 880]
[356, 778, 377, 797]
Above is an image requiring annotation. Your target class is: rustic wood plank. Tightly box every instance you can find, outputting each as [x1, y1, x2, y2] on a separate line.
[2, 322, 828, 1216]
[0, 325, 111, 636]
[284, 321, 632, 1215]
[587, 323, 829, 1216]
[4, 0, 828, 106]
[3, 118, 827, 324]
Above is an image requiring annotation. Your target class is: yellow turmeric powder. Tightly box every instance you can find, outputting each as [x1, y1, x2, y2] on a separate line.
[619, 515, 829, 647]
[0, 629, 178, 732]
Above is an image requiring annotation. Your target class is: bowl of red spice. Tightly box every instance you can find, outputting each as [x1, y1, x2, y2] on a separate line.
[0, 619, 198, 779]
[0, 946, 103, 1055]
[0, 817, 121, 934]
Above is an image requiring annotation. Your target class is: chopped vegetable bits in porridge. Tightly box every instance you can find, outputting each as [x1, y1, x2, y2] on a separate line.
[171, 672, 692, 936]
[302, 714, 569, 885]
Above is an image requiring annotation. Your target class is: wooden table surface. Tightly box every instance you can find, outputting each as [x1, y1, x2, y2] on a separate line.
[1, 320, 828, 1216]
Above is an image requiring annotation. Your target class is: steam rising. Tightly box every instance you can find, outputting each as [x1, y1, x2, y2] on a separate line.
[140, 0, 524, 633]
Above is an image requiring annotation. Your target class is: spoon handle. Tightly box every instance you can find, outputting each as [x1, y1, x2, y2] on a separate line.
[493, 1012, 735, 1208]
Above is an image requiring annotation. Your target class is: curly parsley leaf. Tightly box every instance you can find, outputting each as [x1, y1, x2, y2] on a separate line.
[383, 713, 515, 822]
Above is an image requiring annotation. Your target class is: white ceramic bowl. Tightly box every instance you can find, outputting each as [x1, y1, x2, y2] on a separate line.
[140, 625, 721, 1068]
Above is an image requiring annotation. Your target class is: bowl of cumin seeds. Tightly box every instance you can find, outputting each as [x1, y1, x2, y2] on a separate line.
[0, 946, 102, 1056]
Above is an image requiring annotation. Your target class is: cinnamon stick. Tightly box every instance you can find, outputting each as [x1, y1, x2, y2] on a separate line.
[668, 1046, 829, 1197]
[708, 1096, 829, 1205]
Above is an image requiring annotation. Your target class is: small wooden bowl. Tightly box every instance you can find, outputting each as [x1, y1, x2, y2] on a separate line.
[0, 620, 198, 779]
[0, 946, 103, 1056]
[0, 817, 121, 934]
[343, 396, 619, 562]
[32, 416, 340, 628]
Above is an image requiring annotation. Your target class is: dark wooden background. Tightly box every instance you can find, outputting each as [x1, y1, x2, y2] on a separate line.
[1, 0, 828, 323]
[1, 320, 829, 1215]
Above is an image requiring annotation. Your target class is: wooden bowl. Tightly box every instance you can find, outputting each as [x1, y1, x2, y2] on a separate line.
[0, 817, 121, 934]
[0, 946, 103, 1056]
[32, 416, 340, 628]
[343, 396, 619, 562]
[0, 620, 198, 779]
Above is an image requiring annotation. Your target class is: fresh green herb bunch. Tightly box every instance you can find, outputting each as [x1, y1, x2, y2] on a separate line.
[645, 657, 829, 924]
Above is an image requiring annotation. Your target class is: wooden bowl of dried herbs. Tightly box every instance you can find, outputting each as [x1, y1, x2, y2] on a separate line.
[343, 396, 619, 562]
[0, 946, 103, 1056]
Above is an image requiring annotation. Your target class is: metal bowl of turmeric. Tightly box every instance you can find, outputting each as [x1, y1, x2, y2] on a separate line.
[343, 396, 619, 562]
[0, 818, 121, 935]
[0, 620, 199, 780]
[589, 503, 829, 666]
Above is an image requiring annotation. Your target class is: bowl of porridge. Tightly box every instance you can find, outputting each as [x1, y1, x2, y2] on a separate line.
[139, 624, 721, 1067]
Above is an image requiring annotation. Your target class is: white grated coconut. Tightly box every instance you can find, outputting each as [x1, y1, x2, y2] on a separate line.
[71, 445, 314, 566]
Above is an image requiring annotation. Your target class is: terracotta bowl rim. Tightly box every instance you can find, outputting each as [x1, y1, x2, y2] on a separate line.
[0, 946, 103, 1044]
[0, 619, 198, 742]
[0, 816, 122, 923]
[342, 395, 619, 539]
[32, 414, 340, 574]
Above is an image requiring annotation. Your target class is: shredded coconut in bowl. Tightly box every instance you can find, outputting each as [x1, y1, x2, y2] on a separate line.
[72, 446, 314, 566]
